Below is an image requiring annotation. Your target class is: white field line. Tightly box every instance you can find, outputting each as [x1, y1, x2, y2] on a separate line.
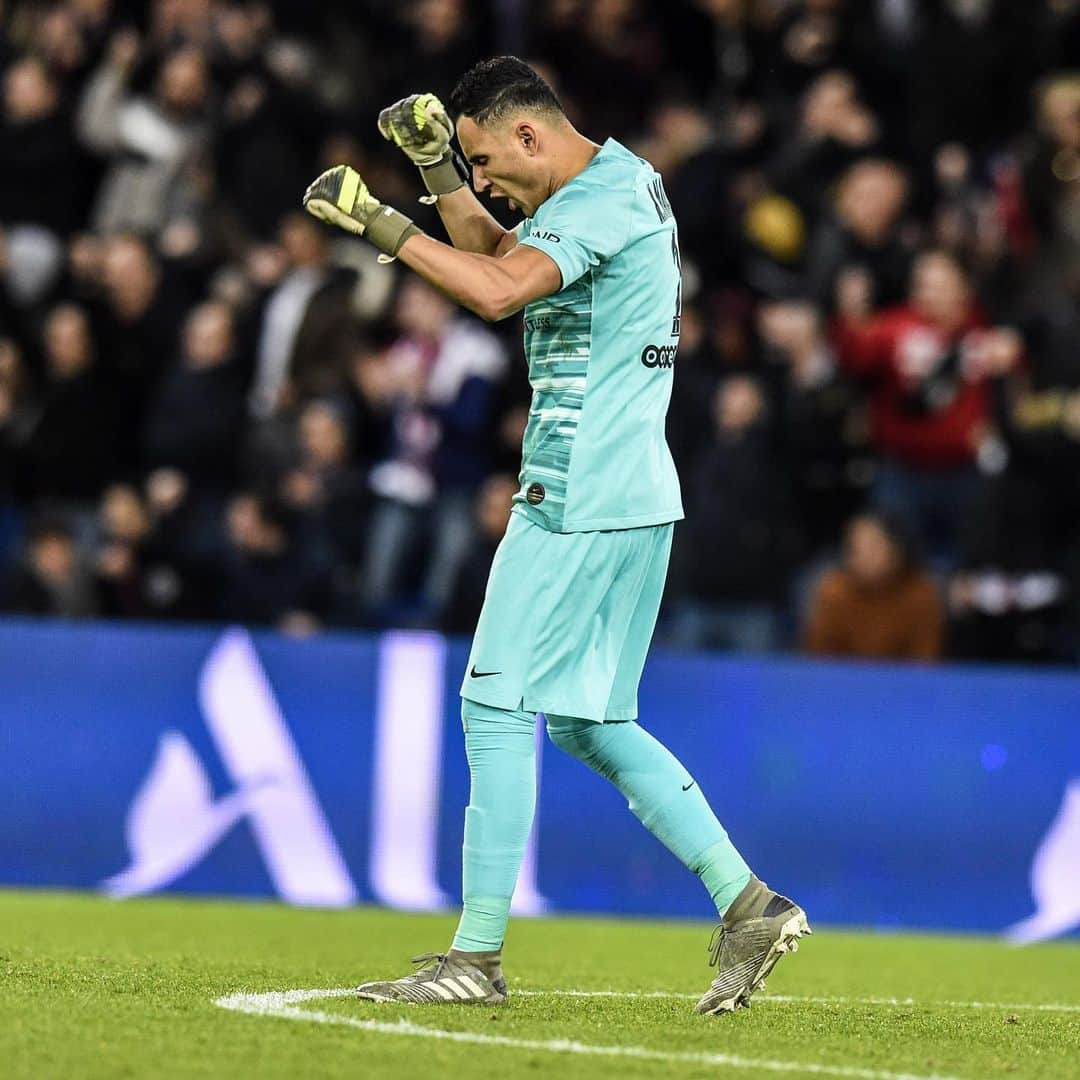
[214, 987, 974, 1080]
[516, 989, 1080, 1013]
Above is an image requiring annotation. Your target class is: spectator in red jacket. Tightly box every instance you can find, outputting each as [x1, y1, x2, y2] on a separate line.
[832, 250, 991, 565]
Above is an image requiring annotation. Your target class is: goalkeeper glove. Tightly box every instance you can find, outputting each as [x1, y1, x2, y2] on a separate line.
[378, 92, 467, 199]
[302, 165, 422, 260]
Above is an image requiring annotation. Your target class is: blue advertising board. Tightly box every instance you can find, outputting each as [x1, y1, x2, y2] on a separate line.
[1, 617, 1077, 940]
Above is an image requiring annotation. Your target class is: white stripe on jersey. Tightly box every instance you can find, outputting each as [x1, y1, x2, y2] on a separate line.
[530, 377, 587, 391]
[529, 408, 581, 421]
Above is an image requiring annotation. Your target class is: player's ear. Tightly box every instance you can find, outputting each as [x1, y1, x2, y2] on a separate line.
[516, 121, 539, 156]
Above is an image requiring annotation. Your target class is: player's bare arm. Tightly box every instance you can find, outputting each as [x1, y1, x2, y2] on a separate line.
[301, 165, 551, 320]
[397, 233, 553, 321]
[377, 91, 514, 256]
[431, 185, 517, 257]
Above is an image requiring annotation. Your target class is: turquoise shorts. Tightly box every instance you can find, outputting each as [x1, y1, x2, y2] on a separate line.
[460, 511, 674, 722]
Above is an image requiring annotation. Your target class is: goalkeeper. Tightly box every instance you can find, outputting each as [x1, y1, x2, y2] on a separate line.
[304, 57, 809, 1015]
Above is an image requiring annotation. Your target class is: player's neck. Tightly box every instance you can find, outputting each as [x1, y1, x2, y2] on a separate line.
[546, 129, 603, 200]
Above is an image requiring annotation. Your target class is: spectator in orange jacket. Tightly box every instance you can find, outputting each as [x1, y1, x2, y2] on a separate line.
[803, 511, 944, 662]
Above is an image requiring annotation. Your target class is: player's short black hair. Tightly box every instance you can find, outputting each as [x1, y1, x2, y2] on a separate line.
[449, 56, 563, 125]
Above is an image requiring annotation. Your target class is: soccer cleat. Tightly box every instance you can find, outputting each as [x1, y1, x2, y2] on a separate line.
[356, 951, 508, 1006]
[694, 876, 811, 1015]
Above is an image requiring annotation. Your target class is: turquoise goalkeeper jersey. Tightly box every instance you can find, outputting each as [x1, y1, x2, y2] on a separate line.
[513, 138, 684, 533]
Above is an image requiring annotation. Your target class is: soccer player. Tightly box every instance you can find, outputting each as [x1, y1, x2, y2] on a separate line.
[303, 57, 809, 1015]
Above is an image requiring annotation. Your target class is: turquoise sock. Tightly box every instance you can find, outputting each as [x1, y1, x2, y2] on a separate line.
[545, 715, 751, 915]
[452, 700, 537, 952]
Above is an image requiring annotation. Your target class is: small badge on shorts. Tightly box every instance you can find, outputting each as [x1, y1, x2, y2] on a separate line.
[526, 482, 546, 506]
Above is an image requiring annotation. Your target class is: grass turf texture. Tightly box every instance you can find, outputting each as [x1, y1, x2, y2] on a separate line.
[2, 890, 1077, 1079]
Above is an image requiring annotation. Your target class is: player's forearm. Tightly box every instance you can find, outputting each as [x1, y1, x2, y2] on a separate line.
[301, 165, 544, 316]
[433, 186, 510, 255]
[375, 92, 508, 254]
[398, 233, 521, 321]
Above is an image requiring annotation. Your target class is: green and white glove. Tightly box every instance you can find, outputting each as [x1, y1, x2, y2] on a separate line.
[302, 165, 421, 260]
[378, 92, 467, 198]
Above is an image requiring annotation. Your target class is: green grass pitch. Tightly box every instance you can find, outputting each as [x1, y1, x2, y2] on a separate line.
[3, 890, 1078, 1079]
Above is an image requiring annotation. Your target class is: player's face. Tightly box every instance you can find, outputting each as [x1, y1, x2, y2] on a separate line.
[457, 115, 545, 217]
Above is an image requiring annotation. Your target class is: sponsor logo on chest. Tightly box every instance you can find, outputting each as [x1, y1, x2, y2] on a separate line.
[640, 343, 677, 369]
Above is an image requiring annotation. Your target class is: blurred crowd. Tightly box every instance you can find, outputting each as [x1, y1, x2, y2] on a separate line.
[0, 0, 1078, 665]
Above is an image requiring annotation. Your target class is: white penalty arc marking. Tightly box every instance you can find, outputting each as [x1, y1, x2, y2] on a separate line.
[216, 987, 979, 1080]
[516, 989, 1080, 1013]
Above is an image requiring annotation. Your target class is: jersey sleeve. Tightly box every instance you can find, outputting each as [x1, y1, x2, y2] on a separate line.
[518, 180, 633, 289]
